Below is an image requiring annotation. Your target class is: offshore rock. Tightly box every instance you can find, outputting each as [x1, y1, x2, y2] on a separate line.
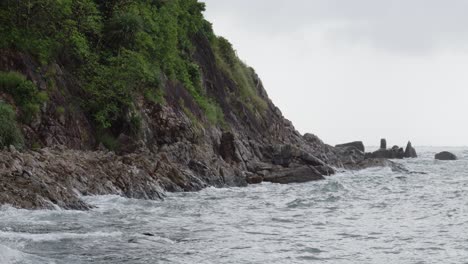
[404, 141, 417, 158]
[380, 138, 387, 149]
[435, 151, 457, 161]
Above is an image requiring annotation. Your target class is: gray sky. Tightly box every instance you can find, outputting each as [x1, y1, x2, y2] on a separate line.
[202, 0, 468, 146]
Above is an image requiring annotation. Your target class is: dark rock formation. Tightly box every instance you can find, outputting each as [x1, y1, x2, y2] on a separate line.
[380, 138, 387, 149]
[263, 165, 325, 184]
[0, 33, 407, 209]
[246, 174, 263, 184]
[367, 146, 405, 159]
[367, 140, 417, 159]
[404, 141, 417, 158]
[335, 141, 365, 153]
[435, 151, 457, 160]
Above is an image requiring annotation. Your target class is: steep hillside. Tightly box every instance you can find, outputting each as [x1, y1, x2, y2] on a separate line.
[0, 0, 377, 209]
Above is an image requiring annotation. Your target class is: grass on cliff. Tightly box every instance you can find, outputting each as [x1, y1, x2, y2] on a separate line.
[0, 102, 24, 148]
[213, 37, 268, 113]
[0, 71, 48, 123]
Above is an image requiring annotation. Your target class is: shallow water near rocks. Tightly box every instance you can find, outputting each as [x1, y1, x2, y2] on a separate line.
[1, 147, 467, 264]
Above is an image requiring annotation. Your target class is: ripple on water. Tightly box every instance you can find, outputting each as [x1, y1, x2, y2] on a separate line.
[0, 148, 468, 264]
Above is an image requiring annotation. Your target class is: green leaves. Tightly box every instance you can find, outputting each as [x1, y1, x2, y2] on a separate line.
[0, 71, 48, 123]
[0, 102, 24, 149]
[1, 0, 226, 130]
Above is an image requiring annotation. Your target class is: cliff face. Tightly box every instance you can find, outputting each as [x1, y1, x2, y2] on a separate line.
[0, 1, 373, 209]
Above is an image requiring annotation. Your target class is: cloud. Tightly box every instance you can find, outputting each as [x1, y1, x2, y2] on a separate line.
[202, 0, 468, 145]
[204, 0, 468, 54]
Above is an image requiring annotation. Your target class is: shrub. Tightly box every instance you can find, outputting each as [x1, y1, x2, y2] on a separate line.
[0, 102, 23, 148]
[213, 37, 267, 113]
[0, 71, 48, 123]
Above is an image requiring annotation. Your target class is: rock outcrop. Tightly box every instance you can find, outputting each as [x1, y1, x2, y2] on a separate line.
[380, 138, 387, 149]
[367, 139, 417, 159]
[335, 141, 365, 153]
[0, 27, 407, 209]
[404, 141, 417, 158]
[435, 151, 457, 160]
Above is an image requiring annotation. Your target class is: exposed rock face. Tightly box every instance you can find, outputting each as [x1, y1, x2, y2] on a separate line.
[0, 37, 405, 209]
[435, 151, 457, 160]
[404, 141, 417, 158]
[335, 141, 365, 153]
[0, 147, 168, 210]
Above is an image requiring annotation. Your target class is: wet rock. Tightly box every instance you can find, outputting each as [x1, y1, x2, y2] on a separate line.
[435, 151, 457, 160]
[263, 165, 325, 184]
[335, 141, 365, 153]
[246, 174, 263, 184]
[368, 146, 405, 159]
[404, 141, 417, 158]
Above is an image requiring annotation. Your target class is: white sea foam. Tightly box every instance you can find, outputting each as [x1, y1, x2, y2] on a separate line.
[0, 147, 467, 263]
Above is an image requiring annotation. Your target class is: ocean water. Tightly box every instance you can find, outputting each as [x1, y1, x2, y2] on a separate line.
[0, 147, 467, 264]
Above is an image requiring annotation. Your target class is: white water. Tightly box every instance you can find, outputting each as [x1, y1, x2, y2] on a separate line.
[0, 147, 467, 264]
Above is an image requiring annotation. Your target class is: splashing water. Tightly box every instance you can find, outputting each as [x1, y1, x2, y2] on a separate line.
[0, 147, 467, 263]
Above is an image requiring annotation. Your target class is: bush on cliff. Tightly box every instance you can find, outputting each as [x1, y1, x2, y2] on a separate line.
[213, 37, 267, 113]
[0, 102, 23, 148]
[0, 71, 48, 123]
[0, 0, 265, 136]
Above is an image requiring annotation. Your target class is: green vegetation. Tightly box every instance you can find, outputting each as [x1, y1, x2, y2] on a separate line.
[0, 102, 23, 148]
[213, 37, 267, 113]
[0, 71, 48, 123]
[0, 0, 267, 141]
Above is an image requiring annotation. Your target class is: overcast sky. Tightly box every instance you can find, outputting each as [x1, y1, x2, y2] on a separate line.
[202, 0, 468, 146]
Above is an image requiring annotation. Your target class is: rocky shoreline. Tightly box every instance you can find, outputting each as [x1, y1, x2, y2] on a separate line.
[0, 23, 416, 210]
[0, 135, 413, 210]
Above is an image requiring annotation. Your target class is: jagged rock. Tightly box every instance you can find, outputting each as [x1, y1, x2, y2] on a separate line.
[303, 133, 324, 146]
[404, 141, 417, 158]
[368, 146, 405, 159]
[380, 138, 387, 149]
[263, 165, 325, 184]
[435, 151, 457, 160]
[246, 174, 263, 184]
[271, 144, 296, 167]
[219, 132, 239, 163]
[335, 141, 365, 152]
[116, 134, 139, 154]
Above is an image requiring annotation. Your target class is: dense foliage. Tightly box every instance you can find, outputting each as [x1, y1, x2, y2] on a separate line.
[0, 102, 23, 148]
[0, 71, 48, 123]
[0, 0, 265, 137]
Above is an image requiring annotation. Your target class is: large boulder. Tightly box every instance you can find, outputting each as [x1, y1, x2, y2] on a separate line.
[263, 165, 325, 184]
[435, 151, 457, 161]
[404, 141, 417, 158]
[335, 141, 365, 152]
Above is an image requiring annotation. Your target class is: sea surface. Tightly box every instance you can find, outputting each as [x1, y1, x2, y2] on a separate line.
[0, 147, 467, 264]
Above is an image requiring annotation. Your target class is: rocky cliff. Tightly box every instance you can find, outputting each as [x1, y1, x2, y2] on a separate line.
[0, 0, 390, 209]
